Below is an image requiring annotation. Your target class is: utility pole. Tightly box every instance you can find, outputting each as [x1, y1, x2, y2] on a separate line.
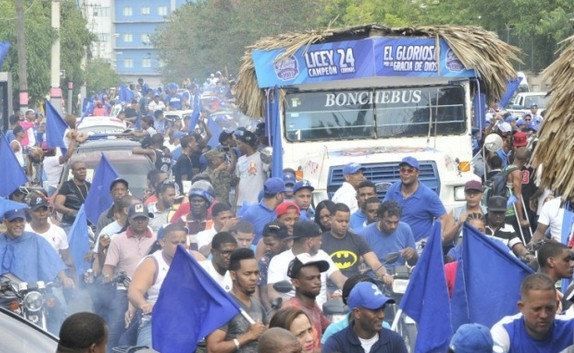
[16, 0, 28, 112]
[50, 0, 63, 115]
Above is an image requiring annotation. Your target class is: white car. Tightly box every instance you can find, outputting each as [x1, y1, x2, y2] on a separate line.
[76, 116, 128, 135]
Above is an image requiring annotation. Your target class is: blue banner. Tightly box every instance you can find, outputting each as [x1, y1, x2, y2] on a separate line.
[45, 100, 69, 148]
[0, 134, 28, 197]
[252, 37, 476, 88]
[83, 154, 120, 225]
[68, 205, 91, 283]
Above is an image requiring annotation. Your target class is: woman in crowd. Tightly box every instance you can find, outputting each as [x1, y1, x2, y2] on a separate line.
[270, 307, 317, 353]
[313, 200, 335, 233]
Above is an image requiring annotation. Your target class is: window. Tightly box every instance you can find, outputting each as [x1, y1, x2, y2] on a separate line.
[97, 33, 110, 42]
[124, 59, 133, 68]
[123, 7, 133, 16]
[284, 85, 466, 142]
[95, 7, 110, 17]
[141, 7, 151, 15]
[123, 33, 133, 42]
[158, 6, 168, 16]
[142, 58, 151, 68]
[141, 34, 151, 45]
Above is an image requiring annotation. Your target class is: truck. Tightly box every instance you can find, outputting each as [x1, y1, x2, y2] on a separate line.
[506, 91, 548, 118]
[237, 24, 519, 211]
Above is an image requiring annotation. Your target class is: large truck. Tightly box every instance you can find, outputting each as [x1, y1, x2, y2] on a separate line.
[237, 24, 519, 210]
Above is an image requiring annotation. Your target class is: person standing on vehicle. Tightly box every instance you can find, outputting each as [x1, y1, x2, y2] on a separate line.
[349, 181, 378, 232]
[491, 273, 574, 352]
[322, 282, 407, 353]
[383, 156, 448, 241]
[331, 163, 365, 214]
[54, 160, 91, 230]
[127, 222, 188, 348]
[284, 254, 331, 350]
[132, 133, 172, 174]
[207, 248, 268, 353]
[101, 203, 157, 353]
[322, 203, 393, 284]
[94, 178, 130, 238]
[233, 129, 269, 213]
[173, 133, 200, 193]
[148, 94, 166, 113]
[529, 103, 543, 130]
[357, 201, 418, 271]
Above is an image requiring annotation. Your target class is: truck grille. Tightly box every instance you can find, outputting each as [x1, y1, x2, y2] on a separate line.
[327, 161, 440, 199]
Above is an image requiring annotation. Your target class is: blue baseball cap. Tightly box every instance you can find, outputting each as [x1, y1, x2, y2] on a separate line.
[530, 103, 538, 109]
[449, 323, 493, 353]
[505, 115, 516, 123]
[283, 172, 296, 187]
[343, 162, 365, 176]
[3, 208, 27, 221]
[348, 282, 395, 311]
[516, 119, 526, 127]
[400, 156, 420, 169]
[293, 180, 314, 194]
[264, 177, 286, 196]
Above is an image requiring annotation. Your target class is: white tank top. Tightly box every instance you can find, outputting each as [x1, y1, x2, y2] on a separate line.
[147, 250, 170, 305]
[13, 139, 24, 167]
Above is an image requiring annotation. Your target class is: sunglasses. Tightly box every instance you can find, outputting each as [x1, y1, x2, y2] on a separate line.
[399, 167, 417, 174]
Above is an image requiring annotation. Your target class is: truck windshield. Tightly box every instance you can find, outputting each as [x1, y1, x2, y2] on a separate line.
[285, 85, 466, 142]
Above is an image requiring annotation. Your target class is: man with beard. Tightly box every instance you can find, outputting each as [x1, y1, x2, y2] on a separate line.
[537, 242, 574, 313]
[199, 232, 238, 292]
[54, 160, 91, 229]
[207, 248, 267, 353]
[383, 156, 447, 241]
[284, 254, 331, 350]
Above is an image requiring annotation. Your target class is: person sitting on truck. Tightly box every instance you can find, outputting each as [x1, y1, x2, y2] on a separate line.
[349, 180, 377, 232]
[383, 156, 448, 242]
[331, 162, 365, 214]
[529, 103, 543, 130]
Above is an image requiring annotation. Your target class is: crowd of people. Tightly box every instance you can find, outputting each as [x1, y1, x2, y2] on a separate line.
[2, 74, 574, 353]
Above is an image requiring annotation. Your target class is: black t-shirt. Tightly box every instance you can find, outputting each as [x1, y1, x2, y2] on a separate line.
[520, 165, 537, 201]
[173, 153, 194, 193]
[154, 149, 172, 173]
[58, 179, 91, 224]
[321, 230, 372, 278]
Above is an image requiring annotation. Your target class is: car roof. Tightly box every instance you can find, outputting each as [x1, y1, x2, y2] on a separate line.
[0, 307, 58, 352]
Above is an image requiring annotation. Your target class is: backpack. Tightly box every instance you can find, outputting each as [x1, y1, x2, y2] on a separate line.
[482, 165, 519, 206]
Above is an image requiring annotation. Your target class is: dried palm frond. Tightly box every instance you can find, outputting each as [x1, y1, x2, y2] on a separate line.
[531, 34, 574, 202]
[237, 24, 521, 118]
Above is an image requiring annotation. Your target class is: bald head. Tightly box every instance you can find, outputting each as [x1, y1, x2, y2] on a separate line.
[258, 327, 301, 353]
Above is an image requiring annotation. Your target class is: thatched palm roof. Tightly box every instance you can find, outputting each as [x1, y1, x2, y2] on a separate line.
[532, 34, 574, 201]
[237, 24, 521, 118]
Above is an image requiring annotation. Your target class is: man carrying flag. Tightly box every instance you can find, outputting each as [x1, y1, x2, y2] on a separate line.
[207, 248, 267, 353]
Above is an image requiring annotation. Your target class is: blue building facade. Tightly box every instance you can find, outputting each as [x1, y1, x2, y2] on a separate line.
[113, 0, 187, 84]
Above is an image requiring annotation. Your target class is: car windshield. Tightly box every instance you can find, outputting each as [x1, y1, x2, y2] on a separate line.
[285, 85, 466, 142]
[524, 95, 548, 109]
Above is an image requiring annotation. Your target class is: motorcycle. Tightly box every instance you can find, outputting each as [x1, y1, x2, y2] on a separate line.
[0, 273, 60, 332]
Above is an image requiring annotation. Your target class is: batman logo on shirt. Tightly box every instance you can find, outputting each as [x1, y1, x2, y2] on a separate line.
[331, 250, 358, 269]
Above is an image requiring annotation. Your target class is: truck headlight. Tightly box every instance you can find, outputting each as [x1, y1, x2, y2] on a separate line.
[392, 279, 410, 294]
[454, 186, 466, 201]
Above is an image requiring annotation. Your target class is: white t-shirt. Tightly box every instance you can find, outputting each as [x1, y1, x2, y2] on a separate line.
[332, 182, 358, 213]
[43, 149, 64, 188]
[199, 260, 232, 292]
[196, 227, 217, 251]
[538, 197, 565, 242]
[359, 333, 379, 353]
[25, 223, 68, 252]
[235, 151, 268, 206]
[267, 249, 337, 308]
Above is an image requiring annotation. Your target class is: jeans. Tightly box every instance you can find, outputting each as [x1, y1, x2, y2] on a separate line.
[137, 315, 152, 348]
[107, 289, 129, 353]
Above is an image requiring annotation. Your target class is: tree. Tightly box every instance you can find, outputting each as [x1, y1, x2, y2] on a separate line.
[84, 59, 120, 97]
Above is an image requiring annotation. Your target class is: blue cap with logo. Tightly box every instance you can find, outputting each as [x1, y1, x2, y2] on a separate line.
[400, 156, 420, 170]
[449, 323, 493, 353]
[348, 282, 395, 310]
[283, 172, 296, 191]
[264, 177, 286, 196]
[343, 162, 365, 176]
[3, 208, 27, 221]
[293, 180, 314, 194]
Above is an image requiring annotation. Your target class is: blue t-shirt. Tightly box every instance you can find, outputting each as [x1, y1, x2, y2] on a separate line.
[358, 222, 415, 270]
[492, 313, 574, 353]
[383, 182, 446, 241]
[165, 93, 183, 110]
[350, 210, 366, 232]
[240, 201, 276, 245]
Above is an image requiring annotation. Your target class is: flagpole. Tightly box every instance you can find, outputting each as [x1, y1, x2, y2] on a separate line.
[391, 308, 403, 331]
[240, 308, 256, 325]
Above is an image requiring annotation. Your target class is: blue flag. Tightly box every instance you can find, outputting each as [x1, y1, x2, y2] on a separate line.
[188, 93, 201, 133]
[0, 134, 28, 197]
[152, 245, 241, 353]
[451, 224, 533, 330]
[499, 78, 522, 108]
[45, 100, 69, 148]
[0, 197, 28, 218]
[67, 205, 90, 283]
[83, 154, 120, 225]
[119, 84, 134, 103]
[399, 221, 452, 353]
[81, 98, 94, 121]
[270, 86, 283, 178]
[0, 42, 10, 68]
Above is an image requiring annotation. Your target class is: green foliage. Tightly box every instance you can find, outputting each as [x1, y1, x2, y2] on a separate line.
[0, 0, 93, 107]
[84, 58, 119, 97]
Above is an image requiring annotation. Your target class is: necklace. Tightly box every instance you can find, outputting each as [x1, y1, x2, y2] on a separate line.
[73, 180, 88, 202]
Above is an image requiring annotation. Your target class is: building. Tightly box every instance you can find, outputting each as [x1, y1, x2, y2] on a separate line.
[79, 0, 187, 86]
